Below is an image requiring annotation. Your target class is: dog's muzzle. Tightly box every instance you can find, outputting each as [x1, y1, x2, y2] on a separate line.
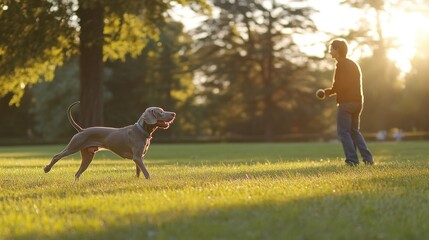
[157, 112, 176, 129]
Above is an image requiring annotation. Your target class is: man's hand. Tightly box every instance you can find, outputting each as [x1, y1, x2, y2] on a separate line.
[324, 88, 334, 96]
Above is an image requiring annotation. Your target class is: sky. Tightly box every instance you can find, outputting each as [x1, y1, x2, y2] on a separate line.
[172, 0, 429, 74]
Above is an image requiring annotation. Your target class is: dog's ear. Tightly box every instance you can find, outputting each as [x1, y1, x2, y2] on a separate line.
[141, 109, 157, 125]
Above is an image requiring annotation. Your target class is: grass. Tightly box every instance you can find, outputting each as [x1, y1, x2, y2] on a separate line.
[0, 141, 428, 240]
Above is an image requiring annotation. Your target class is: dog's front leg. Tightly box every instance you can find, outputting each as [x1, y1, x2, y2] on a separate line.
[135, 141, 150, 178]
[133, 150, 150, 179]
[133, 157, 150, 179]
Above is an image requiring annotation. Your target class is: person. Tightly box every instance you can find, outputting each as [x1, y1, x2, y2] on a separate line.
[324, 38, 374, 166]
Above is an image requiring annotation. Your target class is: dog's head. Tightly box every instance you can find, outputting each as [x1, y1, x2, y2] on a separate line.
[138, 107, 176, 129]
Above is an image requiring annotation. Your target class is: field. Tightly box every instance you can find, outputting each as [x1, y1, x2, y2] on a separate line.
[1, 141, 428, 240]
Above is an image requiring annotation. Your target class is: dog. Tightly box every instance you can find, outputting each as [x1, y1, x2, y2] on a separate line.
[44, 101, 176, 180]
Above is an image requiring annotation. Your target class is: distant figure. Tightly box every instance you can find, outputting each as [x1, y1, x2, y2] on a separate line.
[392, 128, 404, 141]
[324, 38, 374, 166]
[376, 130, 387, 141]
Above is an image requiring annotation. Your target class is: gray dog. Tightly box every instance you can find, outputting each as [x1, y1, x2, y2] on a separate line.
[44, 101, 176, 180]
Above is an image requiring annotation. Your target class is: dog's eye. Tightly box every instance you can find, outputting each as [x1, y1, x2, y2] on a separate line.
[151, 110, 159, 117]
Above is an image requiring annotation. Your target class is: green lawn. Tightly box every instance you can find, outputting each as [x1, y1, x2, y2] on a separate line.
[1, 142, 428, 240]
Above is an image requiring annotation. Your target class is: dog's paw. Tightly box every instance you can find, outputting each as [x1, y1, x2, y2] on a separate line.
[43, 166, 51, 173]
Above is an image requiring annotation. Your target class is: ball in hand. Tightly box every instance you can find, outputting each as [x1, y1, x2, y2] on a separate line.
[316, 89, 325, 100]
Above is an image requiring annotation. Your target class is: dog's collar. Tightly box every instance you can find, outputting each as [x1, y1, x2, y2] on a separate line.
[135, 123, 150, 138]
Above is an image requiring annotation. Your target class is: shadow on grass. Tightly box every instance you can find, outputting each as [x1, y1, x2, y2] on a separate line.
[12, 173, 429, 240]
[1, 163, 342, 201]
[5, 158, 425, 202]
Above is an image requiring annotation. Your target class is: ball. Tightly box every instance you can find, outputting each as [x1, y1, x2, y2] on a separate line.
[316, 89, 325, 100]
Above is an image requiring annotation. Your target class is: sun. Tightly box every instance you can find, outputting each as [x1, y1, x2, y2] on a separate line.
[383, 9, 429, 74]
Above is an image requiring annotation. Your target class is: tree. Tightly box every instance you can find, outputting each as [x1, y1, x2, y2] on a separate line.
[192, 0, 317, 140]
[0, 0, 209, 127]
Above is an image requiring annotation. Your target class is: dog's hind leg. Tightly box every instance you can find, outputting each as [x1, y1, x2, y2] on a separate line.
[44, 134, 87, 173]
[74, 148, 95, 180]
[44, 148, 77, 173]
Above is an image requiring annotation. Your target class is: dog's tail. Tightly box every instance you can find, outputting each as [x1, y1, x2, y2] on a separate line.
[67, 101, 84, 132]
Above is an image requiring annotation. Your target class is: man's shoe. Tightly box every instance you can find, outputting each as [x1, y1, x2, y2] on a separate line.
[345, 161, 358, 167]
[363, 160, 374, 165]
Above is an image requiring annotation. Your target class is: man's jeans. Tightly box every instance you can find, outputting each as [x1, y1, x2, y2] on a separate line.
[337, 103, 373, 165]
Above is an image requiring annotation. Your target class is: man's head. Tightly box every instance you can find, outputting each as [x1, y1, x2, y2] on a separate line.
[329, 39, 348, 59]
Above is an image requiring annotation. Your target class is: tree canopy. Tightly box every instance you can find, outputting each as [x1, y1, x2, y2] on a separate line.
[191, 0, 320, 140]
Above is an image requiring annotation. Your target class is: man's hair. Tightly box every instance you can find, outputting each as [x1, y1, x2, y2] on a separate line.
[330, 39, 348, 58]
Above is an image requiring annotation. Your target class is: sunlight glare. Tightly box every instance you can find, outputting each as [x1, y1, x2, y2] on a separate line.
[384, 10, 429, 73]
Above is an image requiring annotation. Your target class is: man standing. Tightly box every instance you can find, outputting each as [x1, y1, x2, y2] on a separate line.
[324, 39, 374, 166]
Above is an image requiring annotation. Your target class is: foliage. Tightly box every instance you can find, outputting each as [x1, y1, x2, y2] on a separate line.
[0, 0, 210, 107]
[1, 142, 429, 239]
[0, 0, 76, 105]
[30, 58, 80, 140]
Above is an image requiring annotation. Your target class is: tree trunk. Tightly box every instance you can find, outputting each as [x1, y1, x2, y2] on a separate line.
[77, 1, 104, 128]
[262, 11, 274, 142]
